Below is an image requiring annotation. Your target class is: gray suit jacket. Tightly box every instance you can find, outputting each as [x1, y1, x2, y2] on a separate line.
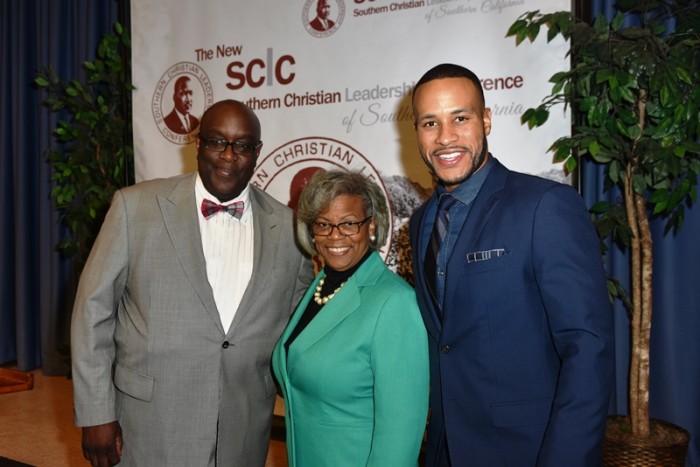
[71, 172, 313, 466]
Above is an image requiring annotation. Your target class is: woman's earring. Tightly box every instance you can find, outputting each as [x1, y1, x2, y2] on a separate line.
[370, 234, 376, 242]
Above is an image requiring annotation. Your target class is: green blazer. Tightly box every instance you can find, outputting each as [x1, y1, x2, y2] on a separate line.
[272, 251, 429, 467]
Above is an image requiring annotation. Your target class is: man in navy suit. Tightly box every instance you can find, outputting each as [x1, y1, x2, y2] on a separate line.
[409, 63, 614, 466]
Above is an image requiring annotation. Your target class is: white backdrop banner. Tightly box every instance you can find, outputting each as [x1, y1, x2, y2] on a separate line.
[131, 0, 570, 271]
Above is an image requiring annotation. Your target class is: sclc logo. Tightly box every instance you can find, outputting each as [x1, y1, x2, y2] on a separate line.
[226, 48, 295, 90]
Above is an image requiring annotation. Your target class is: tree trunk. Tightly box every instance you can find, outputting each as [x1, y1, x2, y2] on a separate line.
[628, 89, 652, 438]
[634, 191, 653, 437]
[625, 173, 647, 437]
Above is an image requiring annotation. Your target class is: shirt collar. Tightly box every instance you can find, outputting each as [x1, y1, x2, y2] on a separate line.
[195, 173, 250, 209]
[436, 154, 493, 206]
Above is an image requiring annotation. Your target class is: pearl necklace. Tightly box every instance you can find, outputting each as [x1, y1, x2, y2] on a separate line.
[313, 277, 345, 305]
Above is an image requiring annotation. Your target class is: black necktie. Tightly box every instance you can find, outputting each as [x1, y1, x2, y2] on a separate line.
[424, 194, 457, 309]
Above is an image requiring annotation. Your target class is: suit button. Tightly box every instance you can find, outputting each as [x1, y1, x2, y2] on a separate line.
[222, 341, 230, 349]
[440, 345, 450, 353]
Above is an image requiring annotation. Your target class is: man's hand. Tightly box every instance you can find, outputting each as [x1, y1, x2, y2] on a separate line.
[82, 421, 123, 466]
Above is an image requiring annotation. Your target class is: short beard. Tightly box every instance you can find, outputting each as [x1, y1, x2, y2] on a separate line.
[424, 135, 489, 188]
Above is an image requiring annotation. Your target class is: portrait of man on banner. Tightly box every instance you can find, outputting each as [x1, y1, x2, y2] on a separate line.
[163, 75, 199, 135]
[309, 0, 335, 32]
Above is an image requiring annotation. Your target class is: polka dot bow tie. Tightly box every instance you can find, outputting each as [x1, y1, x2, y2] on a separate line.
[201, 199, 244, 219]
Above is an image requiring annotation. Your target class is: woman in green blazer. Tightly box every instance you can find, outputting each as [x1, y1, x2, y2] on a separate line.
[272, 170, 429, 467]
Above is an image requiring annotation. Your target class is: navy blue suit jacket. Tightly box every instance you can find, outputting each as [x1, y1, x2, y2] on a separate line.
[409, 158, 614, 467]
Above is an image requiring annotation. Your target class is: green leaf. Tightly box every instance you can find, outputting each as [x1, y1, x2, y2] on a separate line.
[615, 120, 631, 138]
[580, 96, 597, 111]
[520, 108, 536, 125]
[609, 160, 622, 183]
[628, 124, 641, 140]
[596, 69, 613, 85]
[553, 144, 571, 163]
[507, 19, 526, 38]
[527, 23, 541, 42]
[660, 86, 670, 106]
[619, 86, 635, 103]
[590, 201, 610, 213]
[676, 67, 691, 85]
[534, 107, 549, 125]
[593, 14, 609, 33]
[673, 146, 686, 157]
[611, 11, 624, 31]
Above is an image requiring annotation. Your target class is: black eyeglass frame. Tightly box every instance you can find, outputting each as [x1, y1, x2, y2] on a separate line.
[310, 216, 373, 237]
[198, 134, 263, 157]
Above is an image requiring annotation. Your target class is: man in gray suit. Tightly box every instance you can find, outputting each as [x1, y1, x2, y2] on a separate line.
[71, 99, 314, 466]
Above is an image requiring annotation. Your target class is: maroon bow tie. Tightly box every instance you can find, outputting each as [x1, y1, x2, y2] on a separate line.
[201, 199, 244, 219]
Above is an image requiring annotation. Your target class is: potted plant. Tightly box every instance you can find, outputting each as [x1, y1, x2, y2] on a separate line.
[35, 22, 134, 270]
[507, 1, 699, 464]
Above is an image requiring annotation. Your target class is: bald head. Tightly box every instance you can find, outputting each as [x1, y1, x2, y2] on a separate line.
[200, 100, 261, 141]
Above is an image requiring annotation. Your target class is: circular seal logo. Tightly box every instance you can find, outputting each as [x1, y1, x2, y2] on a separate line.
[152, 62, 214, 145]
[303, 0, 345, 38]
[252, 136, 392, 260]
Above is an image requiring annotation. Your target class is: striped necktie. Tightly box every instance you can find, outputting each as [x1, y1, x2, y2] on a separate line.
[424, 194, 457, 309]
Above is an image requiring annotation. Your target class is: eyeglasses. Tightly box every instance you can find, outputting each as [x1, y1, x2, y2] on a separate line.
[198, 135, 262, 157]
[311, 216, 372, 237]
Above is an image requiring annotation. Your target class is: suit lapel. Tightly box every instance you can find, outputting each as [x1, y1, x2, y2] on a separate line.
[286, 277, 361, 376]
[412, 197, 443, 336]
[443, 159, 509, 313]
[285, 252, 384, 375]
[449, 159, 508, 260]
[275, 274, 321, 377]
[159, 173, 224, 333]
[226, 186, 282, 337]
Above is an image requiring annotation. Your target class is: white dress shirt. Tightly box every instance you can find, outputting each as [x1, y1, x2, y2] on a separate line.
[195, 175, 254, 333]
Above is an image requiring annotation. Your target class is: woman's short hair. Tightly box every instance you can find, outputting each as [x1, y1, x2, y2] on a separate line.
[295, 170, 390, 256]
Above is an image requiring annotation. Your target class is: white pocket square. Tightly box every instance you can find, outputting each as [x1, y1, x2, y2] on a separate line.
[466, 248, 507, 263]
